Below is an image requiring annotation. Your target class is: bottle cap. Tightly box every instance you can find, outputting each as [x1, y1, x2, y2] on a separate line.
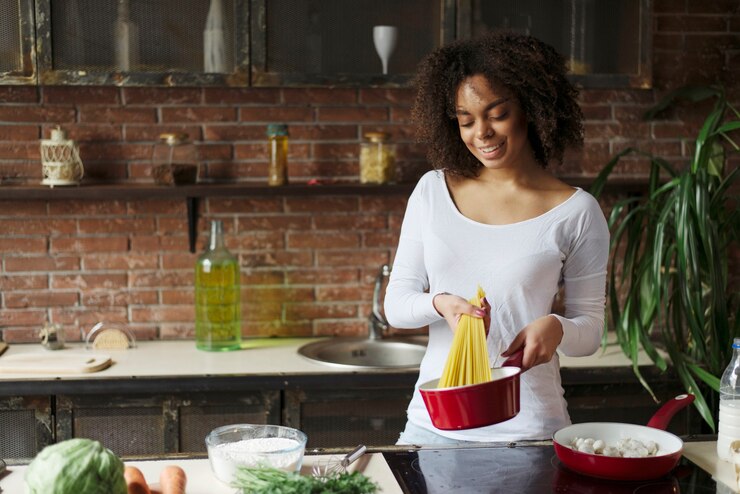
[364, 131, 389, 143]
[266, 124, 289, 137]
[733, 337, 740, 349]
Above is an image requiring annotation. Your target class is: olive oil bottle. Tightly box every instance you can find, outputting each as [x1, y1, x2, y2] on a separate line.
[195, 220, 241, 351]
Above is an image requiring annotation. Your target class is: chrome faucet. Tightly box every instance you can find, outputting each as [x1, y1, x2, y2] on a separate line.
[368, 264, 391, 339]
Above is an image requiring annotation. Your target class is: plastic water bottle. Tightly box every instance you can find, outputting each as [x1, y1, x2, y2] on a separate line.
[195, 220, 242, 351]
[718, 337, 740, 461]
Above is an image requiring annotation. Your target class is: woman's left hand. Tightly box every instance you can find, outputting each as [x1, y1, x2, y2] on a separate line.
[501, 315, 563, 371]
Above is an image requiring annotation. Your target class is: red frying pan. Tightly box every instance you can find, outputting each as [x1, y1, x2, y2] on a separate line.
[552, 394, 695, 481]
[419, 350, 524, 430]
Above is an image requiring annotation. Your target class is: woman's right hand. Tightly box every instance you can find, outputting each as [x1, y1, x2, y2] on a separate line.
[432, 293, 490, 334]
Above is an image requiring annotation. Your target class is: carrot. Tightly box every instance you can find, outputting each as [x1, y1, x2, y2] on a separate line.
[159, 465, 187, 494]
[124, 466, 151, 494]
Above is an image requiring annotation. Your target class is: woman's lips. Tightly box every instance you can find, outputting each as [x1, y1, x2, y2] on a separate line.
[478, 140, 505, 159]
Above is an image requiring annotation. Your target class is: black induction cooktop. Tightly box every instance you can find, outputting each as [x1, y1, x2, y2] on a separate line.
[382, 444, 718, 494]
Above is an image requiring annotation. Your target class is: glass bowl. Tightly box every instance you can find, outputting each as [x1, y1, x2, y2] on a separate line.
[205, 424, 308, 483]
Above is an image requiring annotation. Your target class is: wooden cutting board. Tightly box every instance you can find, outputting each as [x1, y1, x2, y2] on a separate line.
[0, 352, 112, 374]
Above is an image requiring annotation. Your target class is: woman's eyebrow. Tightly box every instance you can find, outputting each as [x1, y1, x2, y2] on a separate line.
[455, 97, 511, 115]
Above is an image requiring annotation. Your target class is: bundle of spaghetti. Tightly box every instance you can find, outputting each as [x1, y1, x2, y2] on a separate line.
[437, 286, 492, 388]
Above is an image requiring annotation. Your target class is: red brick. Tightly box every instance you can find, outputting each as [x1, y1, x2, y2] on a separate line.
[233, 143, 268, 160]
[245, 286, 315, 303]
[0, 106, 75, 123]
[52, 273, 127, 290]
[237, 231, 286, 250]
[52, 308, 128, 327]
[0, 87, 39, 103]
[0, 143, 39, 160]
[78, 217, 155, 234]
[83, 253, 157, 270]
[684, 34, 739, 51]
[209, 197, 284, 214]
[361, 196, 408, 212]
[289, 124, 358, 141]
[652, 121, 686, 138]
[0, 310, 47, 327]
[161, 107, 237, 123]
[157, 217, 190, 235]
[653, 33, 686, 51]
[313, 142, 357, 159]
[43, 86, 120, 105]
[5, 256, 79, 272]
[243, 251, 312, 268]
[613, 105, 655, 122]
[313, 213, 387, 230]
[314, 320, 366, 337]
[285, 196, 358, 213]
[159, 324, 194, 340]
[364, 231, 398, 248]
[0, 124, 39, 140]
[284, 88, 356, 105]
[78, 142, 152, 160]
[48, 124, 122, 141]
[390, 106, 412, 123]
[0, 218, 75, 235]
[130, 271, 193, 288]
[51, 237, 128, 253]
[124, 87, 202, 105]
[359, 88, 415, 105]
[127, 200, 184, 215]
[131, 305, 195, 322]
[236, 215, 310, 232]
[79, 107, 156, 124]
[5, 291, 78, 308]
[125, 125, 202, 142]
[48, 200, 126, 216]
[286, 303, 357, 320]
[581, 105, 612, 120]
[240, 106, 315, 122]
[579, 90, 656, 105]
[161, 252, 198, 269]
[0, 236, 48, 253]
[161, 289, 195, 304]
[198, 143, 233, 160]
[318, 107, 389, 122]
[286, 268, 359, 285]
[80, 162, 128, 181]
[0, 274, 48, 290]
[317, 250, 390, 267]
[687, 0, 739, 13]
[204, 88, 280, 105]
[82, 290, 158, 306]
[204, 125, 266, 141]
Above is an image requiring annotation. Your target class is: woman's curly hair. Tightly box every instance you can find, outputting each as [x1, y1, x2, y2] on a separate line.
[411, 31, 584, 177]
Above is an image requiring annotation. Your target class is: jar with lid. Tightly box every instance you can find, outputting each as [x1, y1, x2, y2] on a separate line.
[267, 124, 289, 186]
[360, 132, 396, 184]
[152, 133, 198, 186]
[718, 337, 740, 461]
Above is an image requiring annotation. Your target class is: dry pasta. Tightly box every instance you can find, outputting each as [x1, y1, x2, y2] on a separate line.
[437, 286, 491, 388]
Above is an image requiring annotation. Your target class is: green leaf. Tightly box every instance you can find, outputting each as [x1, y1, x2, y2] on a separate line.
[644, 86, 719, 120]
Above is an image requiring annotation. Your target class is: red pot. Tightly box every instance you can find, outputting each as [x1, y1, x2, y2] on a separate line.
[419, 351, 523, 430]
[552, 394, 695, 481]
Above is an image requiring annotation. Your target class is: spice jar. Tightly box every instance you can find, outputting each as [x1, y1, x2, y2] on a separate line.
[267, 124, 289, 186]
[360, 132, 396, 184]
[152, 133, 198, 186]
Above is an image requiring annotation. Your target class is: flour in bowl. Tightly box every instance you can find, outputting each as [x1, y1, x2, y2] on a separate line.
[209, 437, 304, 482]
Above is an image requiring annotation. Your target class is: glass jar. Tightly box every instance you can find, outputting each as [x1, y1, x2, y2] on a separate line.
[267, 124, 289, 186]
[152, 133, 198, 185]
[195, 220, 242, 352]
[360, 132, 396, 184]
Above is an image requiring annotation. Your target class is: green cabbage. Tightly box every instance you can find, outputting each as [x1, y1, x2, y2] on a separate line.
[25, 438, 127, 494]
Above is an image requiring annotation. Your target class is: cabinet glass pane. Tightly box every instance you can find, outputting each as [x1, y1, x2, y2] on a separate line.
[50, 0, 235, 73]
[0, 0, 22, 72]
[265, 0, 441, 76]
[471, 0, 641, 76]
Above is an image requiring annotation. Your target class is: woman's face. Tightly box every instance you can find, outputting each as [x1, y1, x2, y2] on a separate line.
[454, 74, 533, 171]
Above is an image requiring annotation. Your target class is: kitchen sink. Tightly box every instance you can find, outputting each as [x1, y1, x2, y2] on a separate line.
[298, 336, 428, 369]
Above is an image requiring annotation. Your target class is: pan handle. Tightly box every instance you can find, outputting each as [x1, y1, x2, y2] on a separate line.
[646, 394, 695, 430]
[501, 349, 524, 369]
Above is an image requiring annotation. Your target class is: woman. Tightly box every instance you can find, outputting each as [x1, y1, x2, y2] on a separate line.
[384, 32, 610, 444]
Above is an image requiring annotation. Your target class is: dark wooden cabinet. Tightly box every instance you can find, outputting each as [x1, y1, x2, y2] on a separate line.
[7, 0, 652, 88]
[0, 0, 36, 85]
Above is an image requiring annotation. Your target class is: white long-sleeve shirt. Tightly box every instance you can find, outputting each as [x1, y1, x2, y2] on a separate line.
[385, 170, 609, 441]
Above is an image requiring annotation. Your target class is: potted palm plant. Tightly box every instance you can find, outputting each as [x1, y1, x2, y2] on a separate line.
[590, 86, 739, 430]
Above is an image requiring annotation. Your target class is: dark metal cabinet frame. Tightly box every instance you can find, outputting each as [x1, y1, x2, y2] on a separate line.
[33, 0, 251, 87]
[7, 0, 652, 88]
[0, 0, 37, 85]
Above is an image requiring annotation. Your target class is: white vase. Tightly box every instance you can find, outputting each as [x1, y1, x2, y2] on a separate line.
[204, 0, 227, 73]
[373, 25, 398, 75]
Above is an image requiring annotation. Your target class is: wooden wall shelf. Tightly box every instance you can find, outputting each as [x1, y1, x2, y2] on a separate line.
[0, 177, 646, 252]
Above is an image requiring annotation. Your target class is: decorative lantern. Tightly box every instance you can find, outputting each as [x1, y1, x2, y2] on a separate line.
[40, 127, 84, 187]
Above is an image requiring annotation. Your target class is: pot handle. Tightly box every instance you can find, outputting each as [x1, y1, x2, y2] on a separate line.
[502, 349, 524, 369]
[646, 394, 695, 430]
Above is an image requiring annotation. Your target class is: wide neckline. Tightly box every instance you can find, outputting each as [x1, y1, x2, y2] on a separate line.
[439, 172, 582, 228]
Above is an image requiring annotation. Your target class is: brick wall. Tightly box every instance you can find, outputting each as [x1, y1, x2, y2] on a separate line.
[0, 1, 738, 343]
